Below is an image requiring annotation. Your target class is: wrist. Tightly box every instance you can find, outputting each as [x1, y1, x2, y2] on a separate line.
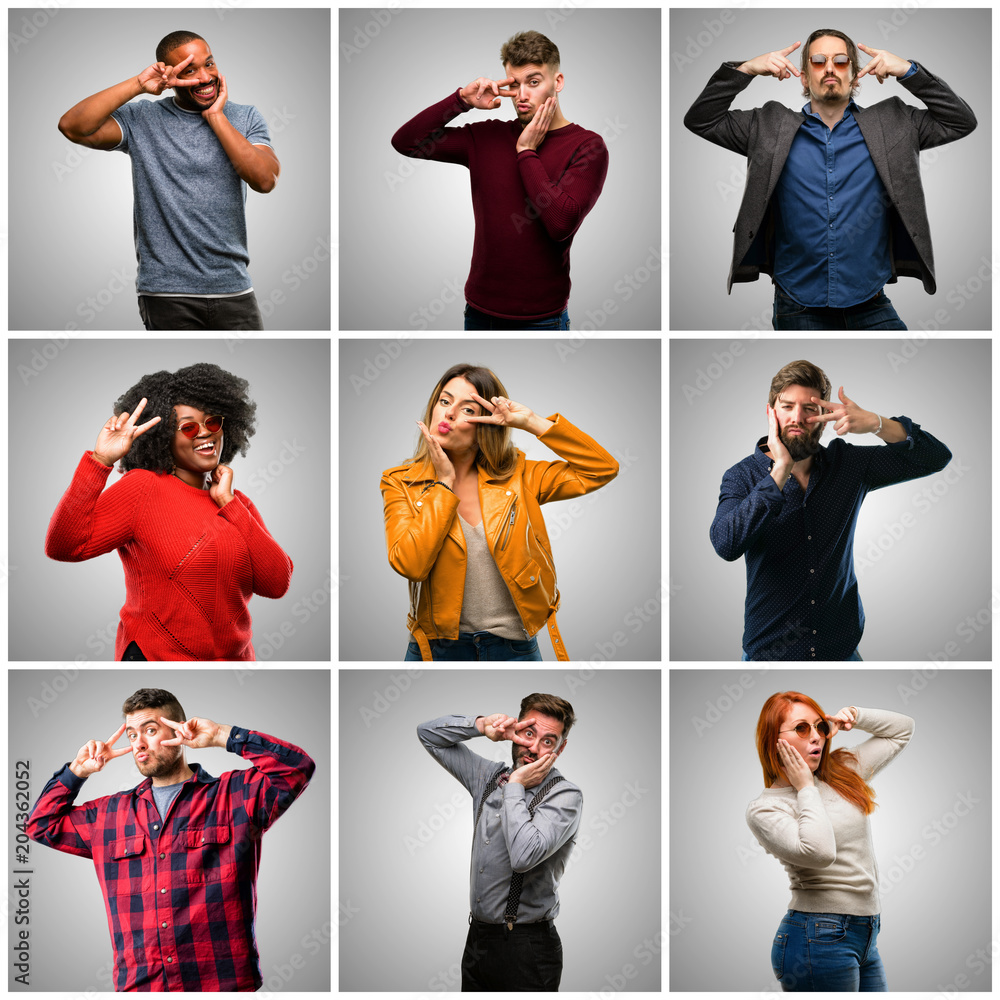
[92, 451, 115, 468]
[68, 762, 87, 779]
[437, 477, 455, 491]
[215, 724, 233, 748]
[475, 716, 485, 735]
[870, 412, 883, 435]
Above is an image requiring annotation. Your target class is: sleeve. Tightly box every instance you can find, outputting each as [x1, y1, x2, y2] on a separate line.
[242, 104, 272, 147]
[842, 707, 914, 782]
[228, 727, 314, 832]
[521, 414, 619, 504]
[416, 715, 498, 798]
[500, 780, 582, 873]
[683, 62, 759, 156]
[25, 765, 100, 859]
[746, 787, 837, 868]
[219, 492, 293, 598]
[898, 63, 977, 149]
[857, 416, 952, 490]
[109, 99, 140, 154]
[44, 451, 146, 561]
[381, 475, 459, 581]
[391, 90, 474, 166]
[710, 463, 784, 561]
[515, 134, 609, 241]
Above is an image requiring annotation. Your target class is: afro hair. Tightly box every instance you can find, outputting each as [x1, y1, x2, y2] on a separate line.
[113, 362, 257, 474]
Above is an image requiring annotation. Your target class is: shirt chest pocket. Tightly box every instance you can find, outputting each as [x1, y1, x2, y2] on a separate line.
[177, 827, 237, 884]
[105, 836, 149, 895]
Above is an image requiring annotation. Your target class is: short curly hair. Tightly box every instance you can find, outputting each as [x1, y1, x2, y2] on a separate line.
[156, 30, 205, 65]
[113, 362, 257, 474]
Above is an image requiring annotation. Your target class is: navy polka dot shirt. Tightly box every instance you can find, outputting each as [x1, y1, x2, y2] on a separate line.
[711, 416, 951, 660]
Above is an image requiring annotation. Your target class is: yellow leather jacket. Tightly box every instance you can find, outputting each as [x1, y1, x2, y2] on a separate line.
[381, 414, 619, 660]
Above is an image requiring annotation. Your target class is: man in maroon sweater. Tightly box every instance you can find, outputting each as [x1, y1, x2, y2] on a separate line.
[392, 30, 609, 330]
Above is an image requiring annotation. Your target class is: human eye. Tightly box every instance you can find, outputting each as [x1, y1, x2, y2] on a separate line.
[128, 732, 136, 741]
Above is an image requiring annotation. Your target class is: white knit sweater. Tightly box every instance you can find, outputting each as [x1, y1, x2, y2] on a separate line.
[746, 707, 914, 916]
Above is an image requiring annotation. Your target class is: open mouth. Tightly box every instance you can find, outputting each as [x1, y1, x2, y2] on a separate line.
[192, 82, 218, 100]
[194, 441, 217, 456]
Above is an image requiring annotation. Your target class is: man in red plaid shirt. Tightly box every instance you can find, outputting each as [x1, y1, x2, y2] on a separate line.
[26, 688, 314, 992]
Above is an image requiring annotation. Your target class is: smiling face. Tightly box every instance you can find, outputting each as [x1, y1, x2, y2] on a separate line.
[125, 710, 187, 783]
[511, 710, 568, 770]
[165, 39, 220, 111]
[170, 405, 224, 487]
[505, 62, 562, 124]
[777, 701, 828, 778]
[805, 34, 856, 105]
[428, 376, 485, 453]
[773, 384, 825, 461]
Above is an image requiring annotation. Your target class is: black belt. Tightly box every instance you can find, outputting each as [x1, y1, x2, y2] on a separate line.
[468, 914, 554, 934]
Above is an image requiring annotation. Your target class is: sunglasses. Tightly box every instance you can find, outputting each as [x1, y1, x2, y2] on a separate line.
[178, 415, 224, 438]
[779, 720, 832, 739]
[810, 54, 851, 67]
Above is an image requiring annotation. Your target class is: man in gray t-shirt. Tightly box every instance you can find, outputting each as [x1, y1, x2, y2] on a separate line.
[58, 29, 280, 330]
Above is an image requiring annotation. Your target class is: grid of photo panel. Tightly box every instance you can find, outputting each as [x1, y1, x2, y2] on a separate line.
[5, 4, 994, 999]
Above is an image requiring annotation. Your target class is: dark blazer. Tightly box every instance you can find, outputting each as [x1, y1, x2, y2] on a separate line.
[684, 63, 977, 294]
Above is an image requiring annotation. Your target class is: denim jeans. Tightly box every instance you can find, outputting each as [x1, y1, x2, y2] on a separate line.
[772, 285, 907, 330]
[138, 291, 264, 330]
[743, 648, 862, 662]
[772, 910, 886, 991]
[464, 304, 570, 331]
[404, 631, 542, 661]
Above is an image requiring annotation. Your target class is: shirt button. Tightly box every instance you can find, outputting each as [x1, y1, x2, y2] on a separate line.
[810, 568, 815, 574]
[477, 897, 481, 902]
[813, 630, 817, 635]
[160, 887, 167, 894]
[161, 921, 168, 928]
[485, 840, 490, 845]
[159, 853, 166, 860]
[530, 576, 535, 582]
[811, 600, 816, 605]
[506, 491, 512, 496]
[153, 824, 159, 831]
[810, 647, 816, 652]
[416, 501, 422, 507]
[807, 535, 812, 540]
[479, 868, 484, 873]
[166, 957, 173, 964]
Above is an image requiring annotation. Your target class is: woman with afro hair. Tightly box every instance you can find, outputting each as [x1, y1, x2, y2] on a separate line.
[46, 362, 292, 660]
[746, 691, 914, 991]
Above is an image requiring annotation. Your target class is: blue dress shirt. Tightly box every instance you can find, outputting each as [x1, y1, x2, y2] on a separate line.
[773, 63, 918, 307]
[710, 415, 951, 660]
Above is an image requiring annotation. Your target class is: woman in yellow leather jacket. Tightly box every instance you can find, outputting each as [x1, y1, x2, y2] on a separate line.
[381, 364, 618, 661]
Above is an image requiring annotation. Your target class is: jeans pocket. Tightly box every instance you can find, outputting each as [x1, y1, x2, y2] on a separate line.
[774, 287, 808, 318]
[771, 931, 788, 980]
[506, 637, 538, 655]
[811, 918, 848, 943]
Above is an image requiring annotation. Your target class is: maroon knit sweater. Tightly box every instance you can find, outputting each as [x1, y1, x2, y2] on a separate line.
[392, 90, 609, 320]
[45, 452, 293, 661]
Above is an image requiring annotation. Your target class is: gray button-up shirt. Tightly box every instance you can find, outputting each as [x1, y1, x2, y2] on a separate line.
[417, 715, 582, 923]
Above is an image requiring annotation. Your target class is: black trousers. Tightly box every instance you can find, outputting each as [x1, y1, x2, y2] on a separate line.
[138, 291, 264, 330]
[461, 918, 562, 991]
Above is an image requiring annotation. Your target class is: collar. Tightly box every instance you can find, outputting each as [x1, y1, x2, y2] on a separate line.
[801, 97, 859, 123]
[134, 761, 218, 799]
[171, 96, 206, 116]
[400, 451, 525, 486]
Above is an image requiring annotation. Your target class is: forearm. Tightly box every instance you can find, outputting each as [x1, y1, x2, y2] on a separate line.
[214, 723, 234, 747]
[515, 142, 607, 242]
[382, 482, 459, 580]
[872, 415, 907, 443]
[710, 479, 783, 561]
[219, 496, 293, 598]
[205, 114, 277, 193]
[59, 77, 141, 139]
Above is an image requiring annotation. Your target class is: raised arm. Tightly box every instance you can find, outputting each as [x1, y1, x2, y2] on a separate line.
[58, 54, 202, 149]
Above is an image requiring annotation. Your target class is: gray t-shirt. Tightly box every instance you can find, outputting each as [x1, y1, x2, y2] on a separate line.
[111, 96, 272, 294]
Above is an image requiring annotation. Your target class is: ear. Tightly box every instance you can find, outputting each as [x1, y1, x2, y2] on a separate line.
[555, 71, 564, 94]
[555, 739, 568, 757]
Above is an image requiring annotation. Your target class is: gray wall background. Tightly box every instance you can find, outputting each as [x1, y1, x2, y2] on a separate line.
[670, 7, 990, 330]
[9, 7, 331, 331]
[9, 668, 330, 991]
[339, 668, 661, 991]
[670, 338, 990, 661]
[670, 669, 991, 991]
[340, 7, 661, 330]
[339, 338, 661, 661]
[9, 338, 331, 661]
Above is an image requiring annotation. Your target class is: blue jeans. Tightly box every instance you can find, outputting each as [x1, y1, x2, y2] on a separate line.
[404, 631, 542, 661]
[772, 285, 907, 330]
[464, 303, 570, 330]
[772, 910, 886, 991]
[742, 648, 862, 662]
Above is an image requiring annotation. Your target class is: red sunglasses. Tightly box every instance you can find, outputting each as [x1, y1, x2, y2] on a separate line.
[178, 415, 224, 438]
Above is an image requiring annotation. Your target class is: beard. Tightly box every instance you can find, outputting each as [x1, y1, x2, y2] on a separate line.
[512, 743, 541, 770]
[781, 424, 823, 461]
[136, 749, 184, 781]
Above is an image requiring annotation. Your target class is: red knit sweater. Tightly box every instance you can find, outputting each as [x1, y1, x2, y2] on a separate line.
[45, 452, 293, 661]
[392, 90, 609, 320]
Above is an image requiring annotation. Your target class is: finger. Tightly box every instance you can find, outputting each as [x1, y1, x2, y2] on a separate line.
[476, 82, 486, 102]
[133, 416, 162, 437]
[467, 391, 495, 411]
[779, 42, 801, 57]
[810, 396, 836, 410]
[110, 745, 133, 758]
[105, 721, 128, 745]
[781, 58, 801, 78]
[514, 717, 536, 731]
[174, 53, 194, 72]
[807, 412, 840, 424]
[838, 386, 851, 404]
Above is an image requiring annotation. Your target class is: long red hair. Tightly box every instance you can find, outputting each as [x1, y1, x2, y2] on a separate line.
[755, 691, 876, 815]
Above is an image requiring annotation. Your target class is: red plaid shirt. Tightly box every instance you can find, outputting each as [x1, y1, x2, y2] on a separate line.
[26, 727, 314, 992]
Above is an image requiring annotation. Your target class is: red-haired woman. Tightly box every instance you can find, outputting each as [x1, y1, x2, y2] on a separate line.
[746, 692, 914, 992]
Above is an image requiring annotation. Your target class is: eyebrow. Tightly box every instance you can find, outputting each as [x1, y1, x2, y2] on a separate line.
[790, 717, 823, 725]
[777, 397, 821, 405]
[440, 393, 478, 405]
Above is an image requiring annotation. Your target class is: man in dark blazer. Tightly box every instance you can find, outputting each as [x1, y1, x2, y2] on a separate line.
[684, 29, 976, 330]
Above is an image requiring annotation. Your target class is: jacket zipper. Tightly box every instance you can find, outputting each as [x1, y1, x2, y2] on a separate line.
[499, 499, 517, 552]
